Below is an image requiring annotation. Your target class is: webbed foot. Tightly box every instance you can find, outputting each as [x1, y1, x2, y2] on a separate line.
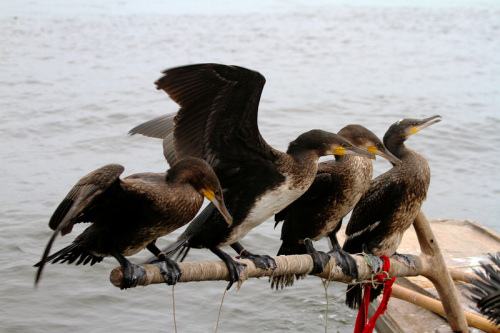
[304, 238, 330, 274]
[211, 247, 247, 290]
[239, 252, 277, 270]
[328, 248, 359, 279]
[158, 257, 182, 285]
[225, 258, 246, 290]
[121, 262, 146, 289]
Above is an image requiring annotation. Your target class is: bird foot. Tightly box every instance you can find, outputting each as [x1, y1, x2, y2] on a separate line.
[121, 262, 146, 289]
[303, 238, 329, 274]
[392, 252, 416, 269]
[309, 251, 331, 275]
[238, 252, 277, 270]
[225, 258, 247, 290]
[158, 257, 182, 285]
[328, 248, 359, 279]
[363, 253, 384, 274]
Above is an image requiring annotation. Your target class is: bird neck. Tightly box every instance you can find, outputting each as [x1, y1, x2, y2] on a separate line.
[385, 138, 410, 159]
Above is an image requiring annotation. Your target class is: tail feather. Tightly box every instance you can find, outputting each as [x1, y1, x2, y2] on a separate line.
[34, 240, 103, 286]
[345, 282, 383, 309]
[346, 283, 362, 309]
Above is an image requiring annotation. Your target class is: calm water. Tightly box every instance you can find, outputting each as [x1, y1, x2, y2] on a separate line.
[1, 1, 500, 332]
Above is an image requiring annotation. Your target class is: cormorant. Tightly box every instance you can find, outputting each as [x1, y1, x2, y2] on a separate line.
[34, 157, 232, 289]
[467, 253, 500, 325]
[130, 63, 373, 289]
[272, 124, 400, 288]
[342, 115, 442, 309]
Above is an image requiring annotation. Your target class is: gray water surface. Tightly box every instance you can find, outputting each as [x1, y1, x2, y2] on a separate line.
[1, 1, 499, 332]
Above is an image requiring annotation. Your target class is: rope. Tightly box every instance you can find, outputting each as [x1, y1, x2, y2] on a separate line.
[353, 255, 396, 333]
[171, 285, 178, 333]
[321, 278, 330, 333]
[214, 287, 227, 333]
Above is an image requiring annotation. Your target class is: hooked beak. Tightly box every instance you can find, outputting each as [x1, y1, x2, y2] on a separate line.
[328, 136, 375, 159]
[202, 189, 233, 226]
[330, 144, 375, 159]
[407, 115, 442, 136]
[372, 147, 401, 165]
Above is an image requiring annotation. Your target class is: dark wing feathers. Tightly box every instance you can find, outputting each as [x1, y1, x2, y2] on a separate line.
[36, 164, 123, 285]
[48, 164, 124, 233]
[128, 113, 176, 139]
[343, 174, 404, 252]
[162, 132, 179, 165]
[155, 63, 273, 170]
[275, 172, 333, 227]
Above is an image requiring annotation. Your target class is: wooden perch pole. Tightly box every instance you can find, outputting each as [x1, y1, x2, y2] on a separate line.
[108, 212, 471, 332]
[413, 211, 469, 332]
[110, 253, 424, 287]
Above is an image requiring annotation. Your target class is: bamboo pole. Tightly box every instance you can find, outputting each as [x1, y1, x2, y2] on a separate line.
[110, 253, 424, 287]
[392, 284, 500, 333]
[413, 212, 469, 332]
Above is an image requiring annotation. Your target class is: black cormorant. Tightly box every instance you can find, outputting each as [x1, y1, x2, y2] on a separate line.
[130, 63, 373, 289]
[272, 124, 400, 288]
[342, 115, 441, 308]
[34, 157, 232, 289]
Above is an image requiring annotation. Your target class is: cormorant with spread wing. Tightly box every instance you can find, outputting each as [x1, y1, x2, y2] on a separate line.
[342, 115, 441, 308]
[34, 157, 232, 289]
[130, 63, 373, 289]
[272, 124, 400, 289]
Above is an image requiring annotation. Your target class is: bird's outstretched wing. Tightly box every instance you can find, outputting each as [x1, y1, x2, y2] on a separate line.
[36, 164, 124, 284]
[128, 113, 176, 139]
[48, 164, 124, 233]
[129, 113, 178, 165]
[155, 63, 276, 170]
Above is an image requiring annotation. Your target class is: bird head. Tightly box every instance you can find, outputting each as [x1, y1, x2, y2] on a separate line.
[287, 129, 374, 159]
[338, 124, 401, 165]
[166, 157, 232, 225]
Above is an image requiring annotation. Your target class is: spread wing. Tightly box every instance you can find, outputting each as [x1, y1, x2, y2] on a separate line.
[343, 172, 404, 253]
[129, 113, 178, 165]
[128, 113, 176, 139]
[36, 164, 124, 284]
[48, 164, 124, 233]
[155, 63, 276, 171]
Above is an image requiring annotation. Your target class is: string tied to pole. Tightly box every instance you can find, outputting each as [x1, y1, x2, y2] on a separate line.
[353, 255, 396, 333]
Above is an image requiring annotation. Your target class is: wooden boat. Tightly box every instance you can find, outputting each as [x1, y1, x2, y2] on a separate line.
[357, 219, 500, 333]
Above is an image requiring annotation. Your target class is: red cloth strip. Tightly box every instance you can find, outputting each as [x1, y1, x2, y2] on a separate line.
[353, 255, 396, 333]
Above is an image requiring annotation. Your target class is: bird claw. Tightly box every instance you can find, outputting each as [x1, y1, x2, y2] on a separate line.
[328, 248, 359, 279]
[239, 253, 277, 270]
[226, 259, 247, 290]
[309, 251, 330, 275]
[392, 252, 416, 269]
[158, 258, 182, 285]
[121, 263, 146, 289]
